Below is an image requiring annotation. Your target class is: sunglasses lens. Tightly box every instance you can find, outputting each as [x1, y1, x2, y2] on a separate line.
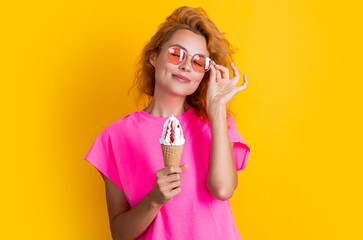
[193, 55, 211, 72]
[167, 47, 186, 64]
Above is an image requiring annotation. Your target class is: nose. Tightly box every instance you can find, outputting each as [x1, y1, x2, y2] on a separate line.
[178, 53, 192, 72]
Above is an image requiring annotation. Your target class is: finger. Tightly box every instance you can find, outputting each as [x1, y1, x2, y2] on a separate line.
[215, 64, 229, 79]
[224, 86, 245, 102]
[167, 173, 182, 182]
[180, 164, 189, 172]
[228, 74, 248, 97]
[235, 86, 246, 94]
[156, 174, 171, 188]
[232, 73, 247, 89]
[241, 73, 248, 86]
[169, 186, 182, 197]
[236, 79, 248, 92]
[158, 173, 181, 186]
[165, 180, 181, 191]
[165, 166, 182, 176]
[209, 64, 217, 85]
[211, 62, 222, 80]
[215, 67, 222, 80]
[230, 62, 240, 85]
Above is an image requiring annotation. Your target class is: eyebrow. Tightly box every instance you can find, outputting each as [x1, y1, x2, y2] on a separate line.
[169, 44, 209, 58]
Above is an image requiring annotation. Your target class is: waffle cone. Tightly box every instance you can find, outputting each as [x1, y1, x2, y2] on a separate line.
[161, 144, 184, 167]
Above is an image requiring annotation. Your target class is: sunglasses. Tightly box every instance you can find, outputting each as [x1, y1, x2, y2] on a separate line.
[159, 45, 215, 73]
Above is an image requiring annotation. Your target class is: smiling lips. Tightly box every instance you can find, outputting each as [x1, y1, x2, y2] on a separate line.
[172, 74, 191, 83]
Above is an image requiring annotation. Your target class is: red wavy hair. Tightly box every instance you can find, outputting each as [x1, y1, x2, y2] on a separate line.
[129, 6, 237, 121]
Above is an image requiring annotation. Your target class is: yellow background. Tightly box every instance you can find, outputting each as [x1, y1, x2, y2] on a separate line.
[1, 0, 362, 239]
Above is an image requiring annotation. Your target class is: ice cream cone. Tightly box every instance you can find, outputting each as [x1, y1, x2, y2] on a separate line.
[160, 114, 185, 167]
[161, 144, 184, 167]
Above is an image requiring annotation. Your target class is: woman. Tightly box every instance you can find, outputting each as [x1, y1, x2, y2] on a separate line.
[85, 6, 250, 240]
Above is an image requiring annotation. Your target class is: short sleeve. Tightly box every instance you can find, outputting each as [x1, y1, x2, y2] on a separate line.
[84, 126, 124, 191]
[227, 114, 251, 173]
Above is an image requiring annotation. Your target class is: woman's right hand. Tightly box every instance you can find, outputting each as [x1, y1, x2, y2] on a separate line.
[149, 164, 189, 207]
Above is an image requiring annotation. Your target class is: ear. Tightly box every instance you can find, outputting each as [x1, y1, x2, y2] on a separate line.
[149, 53, 156, 67]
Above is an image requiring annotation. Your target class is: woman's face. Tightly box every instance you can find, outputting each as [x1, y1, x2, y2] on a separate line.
[150, 29, 210, 97]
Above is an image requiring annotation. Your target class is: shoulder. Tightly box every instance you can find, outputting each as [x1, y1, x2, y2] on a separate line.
[100, 111, 141, 136]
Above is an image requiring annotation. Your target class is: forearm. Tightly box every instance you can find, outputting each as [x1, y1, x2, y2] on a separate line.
[207, 107, 238, 200]
[111, 192, 161, 240]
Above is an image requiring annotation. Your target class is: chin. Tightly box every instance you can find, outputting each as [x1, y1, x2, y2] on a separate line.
[170, 85, 198, 97]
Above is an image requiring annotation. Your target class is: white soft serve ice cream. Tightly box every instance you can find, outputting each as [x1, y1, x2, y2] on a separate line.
[160, 115, 185, 146]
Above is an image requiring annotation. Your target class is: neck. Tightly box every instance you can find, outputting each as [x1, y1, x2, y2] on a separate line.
[144, 88, 190, 118]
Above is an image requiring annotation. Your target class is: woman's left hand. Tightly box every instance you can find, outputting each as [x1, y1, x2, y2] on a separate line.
[206, 62, 248, 115]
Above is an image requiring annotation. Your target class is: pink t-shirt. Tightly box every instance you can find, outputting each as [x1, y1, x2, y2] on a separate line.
[84, 107, 250, 240]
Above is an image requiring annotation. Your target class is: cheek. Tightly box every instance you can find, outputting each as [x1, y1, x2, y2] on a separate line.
[194, 74, 205, 85]
[191, 75, 205, 90]
[154, 63, 170, 78]
[194, 78, 202, 86]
